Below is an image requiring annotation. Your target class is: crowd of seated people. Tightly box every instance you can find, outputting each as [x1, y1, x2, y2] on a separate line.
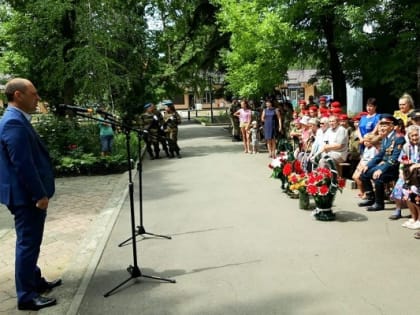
[231, 93, 420, 238]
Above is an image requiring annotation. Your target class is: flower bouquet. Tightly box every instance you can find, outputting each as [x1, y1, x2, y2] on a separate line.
[288, 172, 311, 209]
[283, 159, 304, 198]
[268, 152, 289, 190]
[305, 167, 346, 221]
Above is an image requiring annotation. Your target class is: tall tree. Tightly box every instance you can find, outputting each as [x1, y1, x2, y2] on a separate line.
[215, 0, 293, 98]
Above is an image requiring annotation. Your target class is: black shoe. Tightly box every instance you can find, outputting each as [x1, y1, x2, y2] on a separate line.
[367, 203, 384, 211]
[18, 296, 57, 311]
[358, 199, 374, 207]
[388, 214, 402, 220]
[37, 278, 62, 294]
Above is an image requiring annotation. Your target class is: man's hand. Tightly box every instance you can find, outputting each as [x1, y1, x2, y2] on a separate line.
[36, 197, 49, 210]
[373, 169, 382, 179]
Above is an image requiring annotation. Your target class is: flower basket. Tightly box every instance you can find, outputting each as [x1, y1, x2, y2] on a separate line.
[305, 166, 346, 221]
[312, 195, 336, 221]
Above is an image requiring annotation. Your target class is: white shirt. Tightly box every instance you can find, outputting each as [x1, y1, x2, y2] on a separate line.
[325, 125, 349, 161]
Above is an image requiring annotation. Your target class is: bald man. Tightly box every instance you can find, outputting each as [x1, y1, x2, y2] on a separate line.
[0, 78, 60, 310]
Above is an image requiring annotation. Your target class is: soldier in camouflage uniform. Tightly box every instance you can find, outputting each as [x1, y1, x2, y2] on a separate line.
[138, 103, 169, 160]
[163, 101, 182, 158]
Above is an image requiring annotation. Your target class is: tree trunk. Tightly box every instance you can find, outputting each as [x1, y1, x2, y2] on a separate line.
[321, 13, 347, 106]
[61, 2, 78, 105]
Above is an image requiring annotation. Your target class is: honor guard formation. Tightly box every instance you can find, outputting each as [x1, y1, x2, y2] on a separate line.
[135, 100, 182, 160]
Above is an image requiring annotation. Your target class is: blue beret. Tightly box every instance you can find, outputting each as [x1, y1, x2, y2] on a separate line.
[379, 113, 397, 125]
[162, 100, 173, 106]
[144, 103, 152, 109]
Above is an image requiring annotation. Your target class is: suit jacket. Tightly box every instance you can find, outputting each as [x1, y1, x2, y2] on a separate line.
[0, 107, 55, 207]
[367, 131, 405, 173]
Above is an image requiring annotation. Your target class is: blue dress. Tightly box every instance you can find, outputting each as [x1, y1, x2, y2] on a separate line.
[359, 114, 380, 138]
[263, 108, 278, 140]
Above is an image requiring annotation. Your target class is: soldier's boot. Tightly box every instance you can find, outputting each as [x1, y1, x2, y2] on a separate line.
[146, 147, 155, 160]
[367, 188, 385, 211]
[168, 145, 175, 158]
[358, 191, 375, 207]
[153, 143, 160, 159]
[163, 145, 170, 158]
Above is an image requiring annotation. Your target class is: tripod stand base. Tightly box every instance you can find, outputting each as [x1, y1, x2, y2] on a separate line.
[104, 264, 176, 297]
[136, 225, 172, 239]
[118, 225, 171, 247]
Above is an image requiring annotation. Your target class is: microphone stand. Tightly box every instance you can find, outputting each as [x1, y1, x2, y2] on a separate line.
[104, 125, 175, 298]
[59, 108, 175, 297]
[118, 129, 171, 247]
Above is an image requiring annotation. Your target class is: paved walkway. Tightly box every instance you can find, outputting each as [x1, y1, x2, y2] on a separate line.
[2, 122, 420, 314]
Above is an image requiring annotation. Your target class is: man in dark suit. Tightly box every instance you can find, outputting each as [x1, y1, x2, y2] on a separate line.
[0, 78, 61, 311]
[358, 114, 405, 211]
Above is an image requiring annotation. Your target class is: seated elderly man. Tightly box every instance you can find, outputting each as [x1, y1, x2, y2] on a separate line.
[319, 115, 349, 166]
[358, 114, 405, 211]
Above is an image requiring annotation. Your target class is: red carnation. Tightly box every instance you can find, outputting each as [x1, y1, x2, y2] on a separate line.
[307, 184, 318, 195]
[319, 185, 329, 196]
[283, 163, 292, 176]
[337, 177, 346, 188]
[268, 164, 273, 169]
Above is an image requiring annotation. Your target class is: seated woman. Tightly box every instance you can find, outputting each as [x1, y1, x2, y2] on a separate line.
[352, 133, 381, 199]
[390, 125, 420, 220]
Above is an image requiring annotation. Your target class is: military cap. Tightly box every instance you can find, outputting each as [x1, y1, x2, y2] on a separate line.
[408, 109, 420, 120]
[144, 103, 153, 109]
[162, 100, 174, 106]
[339, 114, 348, 121]
[299, 99, 307, 105]
[331, 101, 341, 108]
[331, 107, 342, 114]
[319, 96, 327, 102]
[378, 113, 398, 125]
[309, 106, 318, 111]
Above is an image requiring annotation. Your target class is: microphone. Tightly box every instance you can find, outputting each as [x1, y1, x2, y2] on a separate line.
[58, 104, 95, 113]
[96, 108, 118, 120]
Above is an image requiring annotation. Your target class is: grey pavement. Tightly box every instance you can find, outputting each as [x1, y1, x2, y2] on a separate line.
[2, 121, 420, 314]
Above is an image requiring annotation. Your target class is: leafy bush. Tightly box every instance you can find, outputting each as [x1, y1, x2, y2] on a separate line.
[33, 114, 139, 176]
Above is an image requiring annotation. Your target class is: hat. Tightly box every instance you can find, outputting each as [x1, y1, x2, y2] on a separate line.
[308, 118, 319, 125]
[309, 106, 318, 112]
[319, 96, 327, 102]
[162, 100, 173, 106]
[300, 116, 310, 125]
[331, 107, 342, 114]
[252, 120, 257, 125]
[299, 100, 307, 105]
[409, 109, 420, 120]
[339, 114, 348, 121]
[379, 113, 398, 125]
[144, 103, 152, 109]
[352, 114, 361, 121]
[331, 101, 341, 108]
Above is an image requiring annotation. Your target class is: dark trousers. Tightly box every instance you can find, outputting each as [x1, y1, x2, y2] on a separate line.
[9, 204, 47, 303]
[361, 165, 397, 205]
